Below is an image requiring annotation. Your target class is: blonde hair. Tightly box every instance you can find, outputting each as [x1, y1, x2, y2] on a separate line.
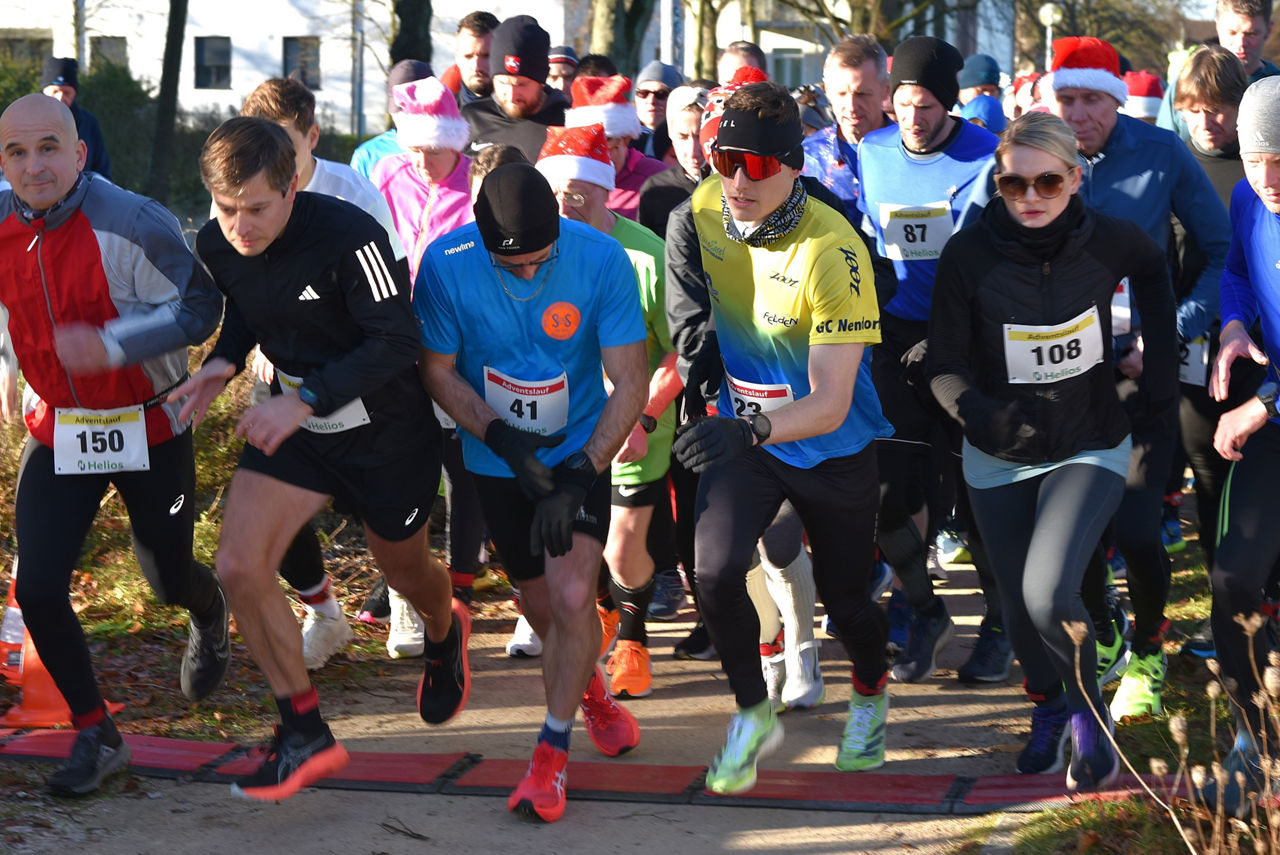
[995, 111, 1079, 172]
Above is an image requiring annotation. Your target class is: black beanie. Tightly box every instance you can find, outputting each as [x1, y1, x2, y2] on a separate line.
[491, 16, 551, 85]
[474, 163, 560, 256]
[890, 37, 963, 110]
[41, 57, 79, 90]
[387, 59, 433, 113]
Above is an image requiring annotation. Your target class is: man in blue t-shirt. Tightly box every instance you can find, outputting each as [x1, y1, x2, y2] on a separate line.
[417, 163, 648, 824]
[856, 36, 1005, 687]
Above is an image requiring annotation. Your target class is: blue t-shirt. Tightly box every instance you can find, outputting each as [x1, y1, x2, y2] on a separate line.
[415, 219, 646, 477]
[350, 129, 404, 180]
[856, 119, 997, 322]
[1220, 178, 1280, 424]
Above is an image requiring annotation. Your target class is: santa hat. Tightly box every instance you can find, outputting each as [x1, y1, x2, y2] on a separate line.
[536, 123, 616, 191]
[391, 78, 470, 151]
[1119, 70, 1163, 119]
[565, 75, 644, 139]
[700, 66, 770, 160]
[1046, 37, 1128, 105]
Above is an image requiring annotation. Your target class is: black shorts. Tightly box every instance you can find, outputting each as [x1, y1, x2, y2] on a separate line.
[238, 420, 442, 542]
[473, 473, 611, 581]
[611, 477, 668, 508]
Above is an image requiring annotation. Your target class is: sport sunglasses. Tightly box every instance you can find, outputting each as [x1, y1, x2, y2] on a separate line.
[710, 143, 799, 180]
[994, 170, 1072, 200]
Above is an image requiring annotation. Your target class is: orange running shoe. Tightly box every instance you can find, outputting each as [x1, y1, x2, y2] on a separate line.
[230, 723, 349, 802]
[607, 640, 653, 698]
[507, 740, 569, 822]
[597, 605, 620, 660]
[581, 665, 640, 756]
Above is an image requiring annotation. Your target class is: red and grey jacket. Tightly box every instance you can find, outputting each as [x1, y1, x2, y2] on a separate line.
[0, 173, 223, 447]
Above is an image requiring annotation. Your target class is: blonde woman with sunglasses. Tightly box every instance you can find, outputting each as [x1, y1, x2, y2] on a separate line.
[926, 111, 1179, 791]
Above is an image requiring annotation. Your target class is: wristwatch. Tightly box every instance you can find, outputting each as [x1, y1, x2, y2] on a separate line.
[1258, 382, 1280, 419]
[638, 413, 658, 434]
[745, 412, 772, 445]
[562, 450, 594, 474]
[297, 384, 320, 410]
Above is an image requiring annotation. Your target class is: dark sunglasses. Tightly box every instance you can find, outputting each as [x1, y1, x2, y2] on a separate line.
[995, 170, 1072, 200]
[710, 144, 798, 180]
[635, 88, 669, 100]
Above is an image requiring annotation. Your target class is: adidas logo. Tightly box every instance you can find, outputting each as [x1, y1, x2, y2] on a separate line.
[298, 285, 321, 301]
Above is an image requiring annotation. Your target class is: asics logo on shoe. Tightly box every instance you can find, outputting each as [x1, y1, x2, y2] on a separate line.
[553, 768, 566, 797]
[169, 495, 185, 515]
[404, 507, 419, 526]
[298, 285, 321, 301]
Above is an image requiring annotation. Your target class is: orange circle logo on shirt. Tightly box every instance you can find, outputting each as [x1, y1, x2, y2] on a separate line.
[542, 302, 581, 340]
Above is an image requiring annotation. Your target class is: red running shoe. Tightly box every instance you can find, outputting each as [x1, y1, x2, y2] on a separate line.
[580, 665, 640, 756]
[507, 741, 569, 822]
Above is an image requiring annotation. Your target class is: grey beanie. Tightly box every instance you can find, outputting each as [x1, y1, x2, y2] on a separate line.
[637, 60, 684, 91]
[1237, 76, 1280, 155]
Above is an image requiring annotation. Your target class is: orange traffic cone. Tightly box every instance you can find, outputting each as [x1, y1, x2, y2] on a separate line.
[0, 630, 124, 728]
[0, 556, 23, 682]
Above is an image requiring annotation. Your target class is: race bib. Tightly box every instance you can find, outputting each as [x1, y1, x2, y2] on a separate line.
[54, 405, 149, 474]
[879, 202, 952, 262]
[432, 400, 456, 430]
[277, 371, 371, 434]
[1179, 336, 1210, 387]
[725, 372, 794, 416]
[1003, 306, 1105, 384]
[1111, 278, 1131, 335]
[484, 365, 569, 434]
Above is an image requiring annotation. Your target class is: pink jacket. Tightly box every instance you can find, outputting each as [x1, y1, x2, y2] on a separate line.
[371, 152, 474, 282]
[608, 148, 668, 221]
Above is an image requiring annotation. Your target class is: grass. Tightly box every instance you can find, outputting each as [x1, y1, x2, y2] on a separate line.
[1011, 797, 1196, 854]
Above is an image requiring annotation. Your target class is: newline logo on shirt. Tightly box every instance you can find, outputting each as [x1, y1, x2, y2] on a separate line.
[444, 240, 475, 256]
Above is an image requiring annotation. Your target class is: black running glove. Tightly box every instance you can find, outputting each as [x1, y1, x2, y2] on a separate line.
[484, 419, 565, 499]
[681, 334, 725, 422]
[900, 338, 929, 387]
[958, 393, 1036, 456]
[672, 416, 755, 473]
[530, 458, 597, 557]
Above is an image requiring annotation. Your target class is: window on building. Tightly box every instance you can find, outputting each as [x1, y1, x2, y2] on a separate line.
[771, 48, 803, 89]
[90, 36, 128, 71]
[283, 37, 321, 89]
[0, 31, 53, 66]
[195, 36, 231, 89]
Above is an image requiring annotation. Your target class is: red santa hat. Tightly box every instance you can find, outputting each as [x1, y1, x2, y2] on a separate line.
[390, 77, 470, 151]
[1120, 70, 1164, 119]
[1046, 37, 1128, 105]
[700, 65, 770, 160]
[536, 123, 616, 191]
[565, 75, 643, 140]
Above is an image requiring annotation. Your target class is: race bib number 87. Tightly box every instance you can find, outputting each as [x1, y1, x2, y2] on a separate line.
[879, 201, 952, 262]
[1003, 306, 1104, 385]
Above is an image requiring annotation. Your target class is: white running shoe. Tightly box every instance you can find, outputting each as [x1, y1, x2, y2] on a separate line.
[926, 544, 948, 581]
[763, 652, 787, 713]
[505, 613, 543, 658]
[782, 639, 826, 710]
[301, 607, 353, 670]
[387, 588, 425, 659]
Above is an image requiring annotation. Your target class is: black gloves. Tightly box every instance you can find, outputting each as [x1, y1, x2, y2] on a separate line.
[958, 392, 1036, 456]
[484, 419, 565, 499]
[531, 457, 598, 558]
[672, 416, 755, 473]
[681, 334, 725, 422]
[900, 338, 928, 387]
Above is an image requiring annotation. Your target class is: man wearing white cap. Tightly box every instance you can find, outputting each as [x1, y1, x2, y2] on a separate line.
[537, 123, 682, 700]
[564, 75, 667, 220]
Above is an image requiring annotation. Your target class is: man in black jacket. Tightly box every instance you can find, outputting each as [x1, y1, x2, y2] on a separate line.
[40, 58, 110, 179]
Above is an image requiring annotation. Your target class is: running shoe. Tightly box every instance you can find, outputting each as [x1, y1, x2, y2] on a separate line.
[936, 528, 972, 565]
[1180, 617, 1215, 658]
[597, 605, 620, 660]
[180, 585, 231, 700]
[870, 559, 894, 602]
[387, 588, 425, 659]
[835, 688, 889, 772]
[47, 717, 132, 796]
[230, 723, 349, 802]
[822, 612, 841, 639]
[957, 621, 1014, 683]
[925, 544, 948, 581]
[886, 588, 911, 653]
[1016, 703, 1069, 774]
[890, 604, 954, 682]
[507, 740, 569, 823]
[357, 576, 390, 625]
[762, 651, 786, 713]
[782, 640, 825, 710]
[1198, 734, 1268, 818]
[580, 665, 640, 756]
[505, 613, 543, 658]
[673, 621, 716, 660]
[1105, 546, 1127, 581]
[1066, 708, 1119, 791]
[1109, 649, 1165, 722]
[607, 640, 653, 698]
[301, 607, 353, 671]
[647, 569, 687, 621]
[1161, 494, 1186, 554]
[418, 599, 471, 725]
[1095, 619, 1130, 686]
[704, 703, 784, 794]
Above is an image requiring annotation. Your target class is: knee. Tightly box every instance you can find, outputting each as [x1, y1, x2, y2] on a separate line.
[548, 570, 596, 620]
[215, 545, 265, 599]
[1209, 560, 1261, 610]
[1022, 588, 1070, 636]
[13, 572, 66, 618]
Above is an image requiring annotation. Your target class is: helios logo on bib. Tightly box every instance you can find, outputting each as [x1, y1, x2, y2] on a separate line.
[542, 302, 581, 340]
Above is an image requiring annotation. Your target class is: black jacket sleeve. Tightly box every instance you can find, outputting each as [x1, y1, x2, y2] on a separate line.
[1125, 223, 1180, 409]
[663, 197, 711, 380]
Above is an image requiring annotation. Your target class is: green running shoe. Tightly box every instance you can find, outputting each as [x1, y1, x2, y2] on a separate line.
[835, 689, 889, 772]
[1109, 649, 1166, 722]
[1095, 620, 1130, 686]
[705, 702, 784, 794]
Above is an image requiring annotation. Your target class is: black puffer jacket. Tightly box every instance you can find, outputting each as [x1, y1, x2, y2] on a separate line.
[927, 195, 1177, 464]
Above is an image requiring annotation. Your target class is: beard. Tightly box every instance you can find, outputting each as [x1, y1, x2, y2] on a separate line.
[499, 93, 544, 120]
[467, 76, 493, 98]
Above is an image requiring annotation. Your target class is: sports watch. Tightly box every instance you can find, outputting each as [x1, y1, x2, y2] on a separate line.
[746, 412, 772, 445]
[562, 450, 594, 474]
[1258, 382, 1280, 419]
[297, 384, 320, 410]
[638, 413, 658, 434]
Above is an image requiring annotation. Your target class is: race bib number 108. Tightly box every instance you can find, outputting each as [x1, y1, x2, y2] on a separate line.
[1003, 306, 1104, 385]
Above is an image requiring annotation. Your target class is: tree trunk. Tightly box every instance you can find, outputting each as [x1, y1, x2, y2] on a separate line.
[144, 0, 186, 203]
[390, 0, 432, 65]
[696, 0, 720, 80]
[590, 0, 658, 77]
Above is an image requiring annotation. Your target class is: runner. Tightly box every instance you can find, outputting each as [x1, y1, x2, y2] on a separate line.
[174, 116, 468, 802]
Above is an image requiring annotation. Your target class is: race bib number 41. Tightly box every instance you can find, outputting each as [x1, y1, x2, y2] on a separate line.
[54, 405, 149, 474]
[879, 201, 952, 262]
[1003, 306, 1104, 384]
[484, 365, 570, 434]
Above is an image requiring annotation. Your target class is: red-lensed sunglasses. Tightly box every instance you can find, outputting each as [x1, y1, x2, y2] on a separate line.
[710, 143, 798, 180]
